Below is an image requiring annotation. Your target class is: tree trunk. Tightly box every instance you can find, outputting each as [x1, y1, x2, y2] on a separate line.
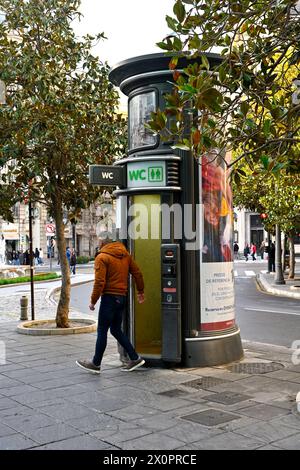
[53, 197, 70, 328]
[288, 236, 295, 279]
[282, 233, 286, 272]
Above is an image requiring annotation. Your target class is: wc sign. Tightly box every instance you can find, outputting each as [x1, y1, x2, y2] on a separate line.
[89, 165, 126, 187]
[127, 161, 166, 188]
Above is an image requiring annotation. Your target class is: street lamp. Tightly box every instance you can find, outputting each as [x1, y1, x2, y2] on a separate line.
[24, 195, 35, 320]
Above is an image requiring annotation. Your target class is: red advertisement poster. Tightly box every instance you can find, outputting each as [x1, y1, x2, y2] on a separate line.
[200, 152, 235, 331]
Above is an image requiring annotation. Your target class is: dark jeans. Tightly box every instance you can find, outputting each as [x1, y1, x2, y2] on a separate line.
[269, 258, 275, 272]
[93, 294, 138, 367]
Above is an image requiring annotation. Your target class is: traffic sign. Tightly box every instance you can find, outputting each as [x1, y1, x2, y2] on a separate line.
[46, 223, 56, 235]
[89, 165, 125, 187]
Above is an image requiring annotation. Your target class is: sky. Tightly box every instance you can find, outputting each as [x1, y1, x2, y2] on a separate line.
[73, 0, 175, 106]
[74, 0, 174, 65]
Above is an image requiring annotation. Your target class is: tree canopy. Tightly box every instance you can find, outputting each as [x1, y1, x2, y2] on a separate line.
[233, 165, 300, 235]
[0, 0, 127, 326]
[148, 0, 300, 174]
[0, 0, 126, 218]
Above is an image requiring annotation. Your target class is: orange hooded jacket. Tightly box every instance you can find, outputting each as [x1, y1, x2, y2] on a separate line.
[90, 242, 144, 306]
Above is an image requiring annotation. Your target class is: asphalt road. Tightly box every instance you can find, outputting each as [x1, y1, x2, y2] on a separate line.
[234, 261, 300, 347]
[70, 259, 300, 348]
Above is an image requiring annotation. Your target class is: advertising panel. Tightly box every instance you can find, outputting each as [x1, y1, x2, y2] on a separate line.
[200, 152, 235, 331]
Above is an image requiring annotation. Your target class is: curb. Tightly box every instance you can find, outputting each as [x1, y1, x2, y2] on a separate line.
[17, 318, 97, 335]
[46, 277, 94, 306]
[296, 392, 300, 414]
[256, 274, 300, 299]
[242, 339, 294, 355]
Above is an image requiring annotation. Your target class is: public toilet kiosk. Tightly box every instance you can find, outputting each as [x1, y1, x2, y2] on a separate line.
[95, 53, 243, 367]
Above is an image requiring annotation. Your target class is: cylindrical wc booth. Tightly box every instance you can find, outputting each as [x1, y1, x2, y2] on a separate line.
[109, 53, 243, 367]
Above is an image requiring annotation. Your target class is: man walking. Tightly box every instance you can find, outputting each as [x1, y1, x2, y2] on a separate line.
[76, 232, 145, 374]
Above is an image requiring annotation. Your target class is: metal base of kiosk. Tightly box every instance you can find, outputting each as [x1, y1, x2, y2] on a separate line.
[184, 328, 243, 368]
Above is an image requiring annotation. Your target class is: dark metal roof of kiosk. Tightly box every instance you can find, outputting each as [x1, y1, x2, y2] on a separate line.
[109, 52, 223, 95]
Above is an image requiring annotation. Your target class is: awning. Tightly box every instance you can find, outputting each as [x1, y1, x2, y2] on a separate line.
[3, 233, 19, 241]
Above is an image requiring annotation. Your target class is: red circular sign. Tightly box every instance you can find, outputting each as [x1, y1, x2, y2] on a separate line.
[46, 223, 56, 235]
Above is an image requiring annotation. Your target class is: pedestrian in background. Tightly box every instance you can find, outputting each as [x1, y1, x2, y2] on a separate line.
[233, 242, 239, 260]
[250, 243, 257, 261]
[39, 248, 44, 265]
[269, 242, 275, 272]
[34, 248, 40, 266]
[244, 243, 250, 261]
[66, 247, 71, 267]
[24, 249, 30, 265]
[70, 248, 76, 275]
[19, 249, 24, 265]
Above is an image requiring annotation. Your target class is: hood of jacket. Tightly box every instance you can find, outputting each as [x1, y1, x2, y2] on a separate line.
[100, 241, 129, 259]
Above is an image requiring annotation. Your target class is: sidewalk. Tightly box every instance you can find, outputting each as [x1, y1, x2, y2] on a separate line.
[0, 318, 300, 449]
[0, 265, 299, 450]
[257, 272, 300, 300]
[0, 273, 94, 322]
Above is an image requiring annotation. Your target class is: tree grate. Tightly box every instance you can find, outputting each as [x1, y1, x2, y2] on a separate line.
[158, 389, 187, 398]
[183, 376, 229, 390]
[181, 409, 240, 426]
[227, 362, 284, 374]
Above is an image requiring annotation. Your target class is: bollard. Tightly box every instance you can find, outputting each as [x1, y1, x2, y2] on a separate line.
[20, 295, 28, 321]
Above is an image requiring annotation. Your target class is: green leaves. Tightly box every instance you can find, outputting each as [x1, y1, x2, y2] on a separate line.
[240, 101, 249, 116]
[166, 15, 178, 32]
[152, 0, 300, 173]
[0, 0, 127, 214]
[262, 119, 271, 137]
[261, 154, 271, 170]
[173, 1, 186, 23]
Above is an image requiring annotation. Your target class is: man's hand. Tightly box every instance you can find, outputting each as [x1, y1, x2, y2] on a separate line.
[137, 293, 145, 304]
[89, 303, 95, 311]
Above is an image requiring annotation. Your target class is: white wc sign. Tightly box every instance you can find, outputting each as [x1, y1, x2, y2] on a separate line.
[89, 165, 125, 187]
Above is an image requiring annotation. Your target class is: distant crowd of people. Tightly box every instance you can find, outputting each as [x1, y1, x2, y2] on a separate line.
[4, 247, 44, 266]
[233, 240, 275, 271]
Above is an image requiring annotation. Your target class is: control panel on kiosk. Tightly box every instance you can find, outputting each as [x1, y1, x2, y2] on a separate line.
[161, 244, 181, 363]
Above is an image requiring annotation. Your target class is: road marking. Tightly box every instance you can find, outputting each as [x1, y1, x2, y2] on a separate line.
[244, 307, 300, 316]
[234, 270, 238, 277]
[245, 270, 256, 276]
[261, 270, 268, 273]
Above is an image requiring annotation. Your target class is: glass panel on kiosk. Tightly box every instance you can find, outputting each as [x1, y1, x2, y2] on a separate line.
[129, 92, 157, 151]
[131, 194, 162, 357]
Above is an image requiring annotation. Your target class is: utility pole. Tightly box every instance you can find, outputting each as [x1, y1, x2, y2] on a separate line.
[28, 200, 35, 320]
[72, 222, 76, 253]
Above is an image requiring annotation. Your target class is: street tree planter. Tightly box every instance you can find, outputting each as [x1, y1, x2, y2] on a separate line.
[17, 318, 96, 335]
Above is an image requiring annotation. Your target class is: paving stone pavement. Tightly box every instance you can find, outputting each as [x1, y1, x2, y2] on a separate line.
[0, 275, 300, 450]
[0, 317, 300, 450]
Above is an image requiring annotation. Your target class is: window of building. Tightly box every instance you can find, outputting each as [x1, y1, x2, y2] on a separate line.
[250, 214, 263, 228]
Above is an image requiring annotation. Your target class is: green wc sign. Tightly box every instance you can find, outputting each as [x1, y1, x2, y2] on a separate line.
[127, 161, 166, 188]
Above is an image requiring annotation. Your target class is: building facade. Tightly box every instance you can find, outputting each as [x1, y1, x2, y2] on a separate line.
[234, 208, 268, 256]
[0, 195, 116, 263]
